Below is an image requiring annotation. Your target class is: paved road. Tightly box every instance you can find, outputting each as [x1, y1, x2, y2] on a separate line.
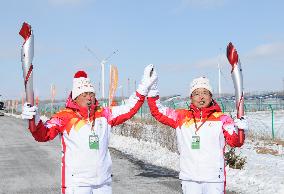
[0, 115, 237, 194]
[0, 116, 60, 193]
[0, 116, 181, 194]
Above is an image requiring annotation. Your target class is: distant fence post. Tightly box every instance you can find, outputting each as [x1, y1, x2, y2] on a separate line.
[220, 101, 225, 113]
[140, 106, 143, 119]
[172, 101, 176, 109]
[268, 104, 275, 140]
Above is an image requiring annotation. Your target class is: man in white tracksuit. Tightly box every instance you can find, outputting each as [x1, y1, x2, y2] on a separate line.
[147, 69, 248, 194]
[21, 64, 157, 194]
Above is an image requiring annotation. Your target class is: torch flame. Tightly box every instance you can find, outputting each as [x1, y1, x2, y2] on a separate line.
[226, 42, 239, 67]
[19, 22, 32, 42]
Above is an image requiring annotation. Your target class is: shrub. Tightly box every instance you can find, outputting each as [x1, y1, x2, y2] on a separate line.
[225, 147, 246, 169]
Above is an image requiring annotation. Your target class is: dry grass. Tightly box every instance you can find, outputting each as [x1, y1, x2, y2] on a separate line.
[113, 117, 179, 153]
[253, 139, 283, 156]
[255, 147, 279, 155]
[120, 117, 284, 156]
[274, 139, 284, 146]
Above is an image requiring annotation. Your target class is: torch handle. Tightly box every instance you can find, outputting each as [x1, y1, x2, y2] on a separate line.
[237, 129, 245, 145]
[25, 83, 35, 132]
[237, 96, 245, 145]
[26, 99, 36, 132]
[29, 119, 36, 132]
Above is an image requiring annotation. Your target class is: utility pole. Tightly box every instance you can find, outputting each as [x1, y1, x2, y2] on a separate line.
[217, 48, 222, 98]
[101, 59, 106, 99]
[127, 78, 130, 97]
[100, 50, 118, 100]
[282, 78, 284, 94]
[218, 63, 221, 98]
[121, 86, 124, 100]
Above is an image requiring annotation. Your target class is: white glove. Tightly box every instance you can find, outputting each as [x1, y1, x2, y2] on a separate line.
[148, 69, 159, 97]
[21, 102, 40, 125]
[234, 117, 248, 131]
[137, 64, 158, 96]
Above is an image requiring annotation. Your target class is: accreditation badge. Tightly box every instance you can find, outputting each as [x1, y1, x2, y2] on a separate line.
[191, 136, 200, 149]
[89, 135, 99, 150]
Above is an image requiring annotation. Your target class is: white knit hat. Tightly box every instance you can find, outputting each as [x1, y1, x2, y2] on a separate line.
[72, 70, 95, 100]
[189, 76, 212, 95]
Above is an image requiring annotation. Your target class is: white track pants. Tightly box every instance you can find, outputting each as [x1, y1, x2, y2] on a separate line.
[64, 182, 112, 194]
[181, 180, 224, 194]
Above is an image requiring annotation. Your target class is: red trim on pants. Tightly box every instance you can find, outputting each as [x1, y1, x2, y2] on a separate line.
[223, 145, 226, 194]
[61, 135, 67, 194]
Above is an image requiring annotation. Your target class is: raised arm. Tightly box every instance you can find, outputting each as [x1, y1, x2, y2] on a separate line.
[107, 64, 157, 126]
[106, 92, 145, 126]
[147, 69, 178, 129]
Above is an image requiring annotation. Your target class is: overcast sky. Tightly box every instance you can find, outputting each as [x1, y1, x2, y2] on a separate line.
[1, 0, 283, 100]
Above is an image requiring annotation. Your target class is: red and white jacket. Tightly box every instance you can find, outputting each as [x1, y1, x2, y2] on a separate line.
[31, 92, 145, 193]
[148, 96, 244, 183]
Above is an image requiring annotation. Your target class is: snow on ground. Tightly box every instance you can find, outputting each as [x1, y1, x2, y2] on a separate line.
[227, 140, 284, 194]
[246, 110, 284, 139]
[7, 110, 284, 194]
[109, 134, 284, 194]
[110, 110, 284, 194]
[110, 133, 180, 171]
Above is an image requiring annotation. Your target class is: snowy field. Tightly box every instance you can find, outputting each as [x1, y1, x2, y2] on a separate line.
[7, 110, 284, 194]
[246, 110, 284, 139]
[109, 134, 284, 194]
[110, 110, 284, 194]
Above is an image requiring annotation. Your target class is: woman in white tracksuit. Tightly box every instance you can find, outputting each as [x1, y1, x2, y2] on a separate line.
[147, 72, 248, 194]
[21, 64, 157, 194]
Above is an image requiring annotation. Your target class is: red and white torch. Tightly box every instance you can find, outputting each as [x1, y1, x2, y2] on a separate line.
[19, 22, 36, 132]
[226, 42, 245, 146]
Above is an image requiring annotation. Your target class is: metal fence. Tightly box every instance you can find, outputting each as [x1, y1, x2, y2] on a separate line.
[5, 97, 284, 117]
[4, 96, 284, 140]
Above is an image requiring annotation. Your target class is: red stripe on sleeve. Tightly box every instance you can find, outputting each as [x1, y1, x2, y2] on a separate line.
[110, 92, 145, 126]
[147, 96, 177, 129]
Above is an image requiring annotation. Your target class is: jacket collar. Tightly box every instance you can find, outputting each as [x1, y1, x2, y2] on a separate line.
[189, 100, 221, 118]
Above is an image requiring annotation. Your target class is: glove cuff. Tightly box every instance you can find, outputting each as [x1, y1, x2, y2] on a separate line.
[136, 84, 148, 96]
[148, 89, 159, 97]
[234, 118, 249, 131]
